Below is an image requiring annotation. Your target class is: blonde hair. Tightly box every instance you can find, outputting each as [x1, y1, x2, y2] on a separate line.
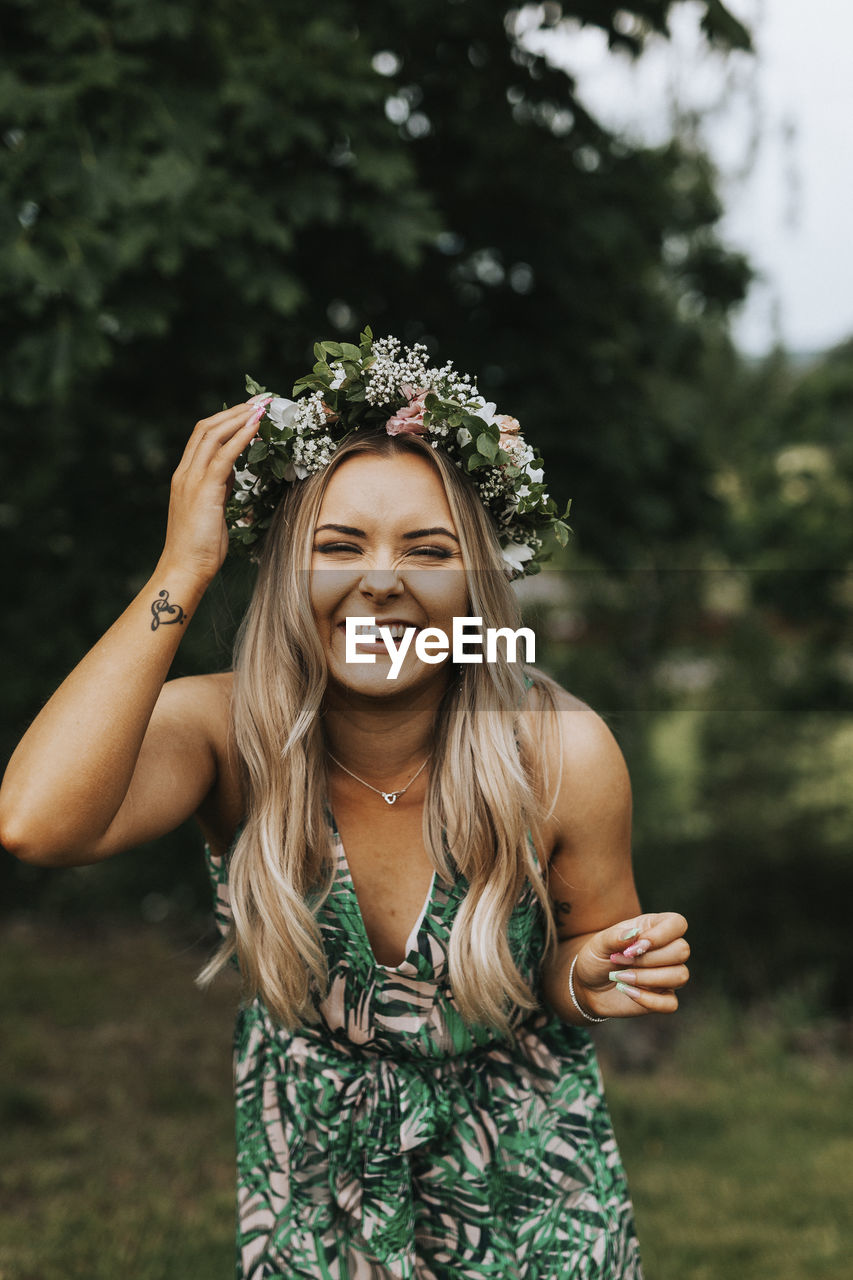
[196, 431, 565, 1039]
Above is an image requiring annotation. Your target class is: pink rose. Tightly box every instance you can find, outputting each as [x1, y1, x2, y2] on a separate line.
[497, 414, 521, 447]
[385, 384, 430, 436]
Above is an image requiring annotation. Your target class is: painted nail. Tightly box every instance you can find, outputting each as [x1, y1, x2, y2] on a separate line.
[616, 982, 641, 999]
[251, 403, 267, 423]
[609, 970, 634, 983]
[623, 939, 651, 960]
[248, 393, 274, 405]
[618, 926, 640, 941]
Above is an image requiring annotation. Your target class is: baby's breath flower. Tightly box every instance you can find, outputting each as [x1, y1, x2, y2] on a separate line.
[227, 327, 570, 575]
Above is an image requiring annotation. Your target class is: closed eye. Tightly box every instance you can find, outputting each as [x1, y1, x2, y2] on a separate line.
[313, 543, 455, 558]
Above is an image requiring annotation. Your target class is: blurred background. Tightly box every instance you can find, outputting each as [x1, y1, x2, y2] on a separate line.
[1, 2, 850, 1276]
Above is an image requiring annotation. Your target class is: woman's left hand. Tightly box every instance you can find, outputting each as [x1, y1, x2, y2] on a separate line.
[574, 912, 690, 1019]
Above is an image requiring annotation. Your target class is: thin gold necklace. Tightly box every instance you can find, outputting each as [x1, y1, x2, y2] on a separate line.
[327, 752, 430, 806]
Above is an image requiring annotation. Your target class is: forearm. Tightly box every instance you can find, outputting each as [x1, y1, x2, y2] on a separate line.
[540, 933, 604, 1027]
[0, 558, 207, 860]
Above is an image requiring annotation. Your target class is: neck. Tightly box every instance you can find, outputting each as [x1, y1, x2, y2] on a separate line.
[321, 677, 449, 781]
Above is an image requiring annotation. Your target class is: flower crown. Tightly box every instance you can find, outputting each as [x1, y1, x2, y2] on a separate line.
[226, 327, 571, 579]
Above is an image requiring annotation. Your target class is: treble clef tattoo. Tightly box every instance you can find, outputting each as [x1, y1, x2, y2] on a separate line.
[150, 590, 187, 632]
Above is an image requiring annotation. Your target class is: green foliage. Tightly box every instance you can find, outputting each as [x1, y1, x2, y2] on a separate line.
[1, 1, 758, 932]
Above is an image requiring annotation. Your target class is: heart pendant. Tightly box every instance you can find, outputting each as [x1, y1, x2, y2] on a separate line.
[381, 792, 398, 805]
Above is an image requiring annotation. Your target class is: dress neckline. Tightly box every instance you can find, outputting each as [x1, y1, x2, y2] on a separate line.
[325, 807, 438, 972]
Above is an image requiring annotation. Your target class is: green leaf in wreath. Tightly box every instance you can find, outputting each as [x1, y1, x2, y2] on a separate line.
[476, 432, 497, 460]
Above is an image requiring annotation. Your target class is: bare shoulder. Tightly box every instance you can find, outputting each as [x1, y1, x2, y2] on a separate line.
[519, 666, 632, 852]
[152, 670, 234, 749]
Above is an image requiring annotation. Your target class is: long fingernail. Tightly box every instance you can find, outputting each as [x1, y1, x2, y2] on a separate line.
[251, 403, 266, 423]
[616, 982, 641, 999]
[618, 926, 640, 941]
[248, 393, 274, 405]
[623, 940, 651, 959]
[609, 970, 635, 983]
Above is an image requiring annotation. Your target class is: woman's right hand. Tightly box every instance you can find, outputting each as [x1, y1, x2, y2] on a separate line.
[160, 396, 272, 586]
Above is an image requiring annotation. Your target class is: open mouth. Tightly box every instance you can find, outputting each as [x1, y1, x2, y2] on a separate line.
[336, 620, 422, 652]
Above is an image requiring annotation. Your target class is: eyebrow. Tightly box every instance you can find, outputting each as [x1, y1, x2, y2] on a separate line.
[314, 523, 459, 542]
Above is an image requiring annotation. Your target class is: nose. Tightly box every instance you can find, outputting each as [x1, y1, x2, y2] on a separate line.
[358, 564, 404, 602]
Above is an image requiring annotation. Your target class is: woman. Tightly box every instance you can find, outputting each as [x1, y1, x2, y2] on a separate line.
[1, 331, 689, 1279]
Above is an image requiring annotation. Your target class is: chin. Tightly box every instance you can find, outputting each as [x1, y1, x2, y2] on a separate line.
[327, 659, 449, 700]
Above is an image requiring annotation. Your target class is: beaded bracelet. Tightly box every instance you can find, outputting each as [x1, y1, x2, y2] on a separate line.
[568, 953, 609, 1023]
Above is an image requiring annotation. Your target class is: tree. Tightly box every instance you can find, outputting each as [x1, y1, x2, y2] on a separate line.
[0, 0, 753, 914]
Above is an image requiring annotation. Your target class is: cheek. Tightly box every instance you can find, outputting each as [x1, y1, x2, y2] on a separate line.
[421, 576, 469, 621]
[309, 564, 354, 618]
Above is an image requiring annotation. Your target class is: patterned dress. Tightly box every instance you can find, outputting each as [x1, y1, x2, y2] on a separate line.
[204, 813, 644, 1280]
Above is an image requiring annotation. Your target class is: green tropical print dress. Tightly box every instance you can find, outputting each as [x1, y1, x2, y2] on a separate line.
[204, 812, 644, 1280]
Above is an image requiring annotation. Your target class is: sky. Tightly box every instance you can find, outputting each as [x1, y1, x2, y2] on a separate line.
[530, 0, 853, 357]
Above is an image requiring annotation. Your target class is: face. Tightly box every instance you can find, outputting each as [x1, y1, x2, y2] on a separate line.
[310, 450, 470, 698]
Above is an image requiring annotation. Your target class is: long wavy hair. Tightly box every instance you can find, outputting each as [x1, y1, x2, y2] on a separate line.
[196, 430, 566, 1038]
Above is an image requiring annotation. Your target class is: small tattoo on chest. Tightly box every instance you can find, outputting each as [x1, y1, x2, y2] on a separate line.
[150, 590, 186, 632]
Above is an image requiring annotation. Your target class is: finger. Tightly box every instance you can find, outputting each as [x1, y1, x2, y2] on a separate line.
[612, 983, 680, 1014]
[180, 400, 268, 472]
[607, 912, 688, 962]
[608, 964, 689, 991]
[628, 938, 690, 969]
[184, 401, 271, 477]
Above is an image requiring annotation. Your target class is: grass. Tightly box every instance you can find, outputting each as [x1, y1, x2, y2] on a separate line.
[600, 1002, 853, 1279]
[0, 917, 851, 1279]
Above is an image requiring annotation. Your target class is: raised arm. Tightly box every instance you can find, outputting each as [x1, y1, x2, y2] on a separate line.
[532, 685, 690, 1025]
[0, 397, 269, 866]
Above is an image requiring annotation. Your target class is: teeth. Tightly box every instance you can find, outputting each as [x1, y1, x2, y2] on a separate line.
[352, 623, 413, 639]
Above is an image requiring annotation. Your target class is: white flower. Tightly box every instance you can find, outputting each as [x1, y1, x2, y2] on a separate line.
[471, 397, 500, 426]
[525, 464, 544, 485]
[267, 397, 300, 431]
[456, 426, 472, 446]
[329, 364, 345, 390]
[500, 541, 535, 574]
[283, 460, 310, 481]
